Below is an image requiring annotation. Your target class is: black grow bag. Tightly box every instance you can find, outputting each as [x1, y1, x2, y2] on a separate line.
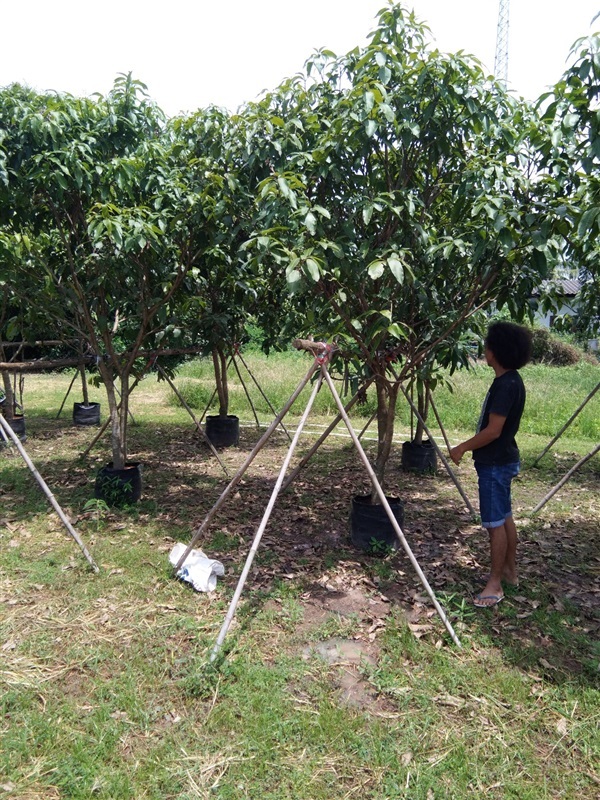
[6, 415, 26, 442]
[95, 462, 142, 506]
[206, 414, 240, 448]
[401, 439, 437, 474]
[350, 494, 404, 555]
[73, 402, 101, 426]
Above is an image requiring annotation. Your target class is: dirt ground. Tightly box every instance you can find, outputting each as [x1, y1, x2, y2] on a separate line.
[3, 413, 599, 699]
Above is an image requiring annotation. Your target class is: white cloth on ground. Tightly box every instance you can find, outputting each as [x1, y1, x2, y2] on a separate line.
[169, 542, 225, 592]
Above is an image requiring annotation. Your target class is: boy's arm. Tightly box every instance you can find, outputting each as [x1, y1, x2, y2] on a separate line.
[449, 413, 506, 465]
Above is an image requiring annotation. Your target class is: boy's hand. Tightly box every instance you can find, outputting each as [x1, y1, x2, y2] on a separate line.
[449, 445, 464, 465]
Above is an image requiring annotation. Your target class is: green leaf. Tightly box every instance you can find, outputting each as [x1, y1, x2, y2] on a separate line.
[286, 269, 302, 284]
[387, 322, 407, 340]
[365, 120, 377, 138]
[577, 208, 599, 238]
[362, 204, 374, 225]
[368, 261, 385, 280]
[388, 256, 404, 283]
[380, 103, 396, 123]
[304, 258, 320, 281]
[378, 66, 392, 84]
[305, 211, 317, 235]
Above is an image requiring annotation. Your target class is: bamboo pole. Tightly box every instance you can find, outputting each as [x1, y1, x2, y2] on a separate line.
[210, 372, 324, 661]
[427, 388, 452, 452]
[56, 370, 79, 419]
[398, 383, 477, 516]
[198, 360, 228, 424]
[174, 360, 319, 571]
[155, 363, 229, 476]
[230, 356, 261, 429]
[532, 442, 600, 514]
[0, 414, 99, 573]
[321, 368, 462, 648]
[280, 375, 376, 493]
[0, 421, 10, 446]
[236, 351, 292, 442]
[358, 409, 378, 441]
[533, 381, 600, 466]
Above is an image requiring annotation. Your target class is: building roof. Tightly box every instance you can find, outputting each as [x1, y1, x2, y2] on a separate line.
[533, 278, 581, 297]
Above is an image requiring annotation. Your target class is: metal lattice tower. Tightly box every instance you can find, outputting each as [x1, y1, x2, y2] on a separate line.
[494, 0, 510, 85]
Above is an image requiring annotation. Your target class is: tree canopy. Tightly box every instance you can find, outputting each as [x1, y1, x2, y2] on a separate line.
[1, 3, 597, 486]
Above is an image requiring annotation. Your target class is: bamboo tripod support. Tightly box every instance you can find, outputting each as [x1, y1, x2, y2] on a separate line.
[210, 372, 324, 661]
[202, 346, 461, 662]
[174, 360, 320, 573]
[0, 414, 99, 573]
[234, 350, 293, 443]
[56, 370, 79, 418]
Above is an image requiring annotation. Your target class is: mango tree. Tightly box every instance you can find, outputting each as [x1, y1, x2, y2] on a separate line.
[244, 3, 562, 488]
[0, 76, 226, 471]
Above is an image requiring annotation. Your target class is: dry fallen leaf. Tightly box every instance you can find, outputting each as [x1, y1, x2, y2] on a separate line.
[556, 717, 569, 736]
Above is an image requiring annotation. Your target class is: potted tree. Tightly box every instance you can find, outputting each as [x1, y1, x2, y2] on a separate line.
[401, 377, 437, 474]
[244, 4, 561, 548]
[0, 78, 234, 503]
[72, 359, 101, 426]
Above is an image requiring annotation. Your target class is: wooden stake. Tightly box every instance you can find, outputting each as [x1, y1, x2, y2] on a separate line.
[0, 414, 99, 573]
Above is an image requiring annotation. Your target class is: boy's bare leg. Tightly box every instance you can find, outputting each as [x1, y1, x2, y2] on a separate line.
[502, 514, 518, 586]
[476, 525, 507, 605]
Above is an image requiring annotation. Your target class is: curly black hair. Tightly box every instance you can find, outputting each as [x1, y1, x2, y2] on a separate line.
[485, 322, 532, 370]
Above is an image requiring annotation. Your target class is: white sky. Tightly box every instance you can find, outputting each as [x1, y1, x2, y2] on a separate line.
[1, 1, 598, 117]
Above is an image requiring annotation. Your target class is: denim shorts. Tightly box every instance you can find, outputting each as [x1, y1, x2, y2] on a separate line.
[475, 461, 520, 528]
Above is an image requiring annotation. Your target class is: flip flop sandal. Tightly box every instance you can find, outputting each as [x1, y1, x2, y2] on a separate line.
[473, 594, 504, 608]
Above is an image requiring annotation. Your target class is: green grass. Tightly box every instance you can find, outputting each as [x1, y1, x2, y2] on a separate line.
[1, 354, 599, 798]
[170, 352, 600, 444]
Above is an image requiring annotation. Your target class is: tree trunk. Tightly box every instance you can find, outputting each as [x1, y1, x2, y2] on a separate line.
[79, 363, 90, 405]
[212, 345, 229, 417]
[373, 375, 399, 496]
[0, 342, 17, 420]
[414, 383, 430, 445]
[0, 370, 16, 420]
[97, 361, 125, 470]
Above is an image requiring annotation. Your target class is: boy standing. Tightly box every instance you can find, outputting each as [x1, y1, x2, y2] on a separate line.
[449, 322, 532, 608]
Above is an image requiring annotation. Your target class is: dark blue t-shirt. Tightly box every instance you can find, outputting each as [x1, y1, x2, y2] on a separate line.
[473, 370, 526, 465]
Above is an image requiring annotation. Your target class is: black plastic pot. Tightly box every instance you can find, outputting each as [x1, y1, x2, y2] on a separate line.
[73, 401, 101, 426]
[205, 414, 240, 448]
[94, 462, 142, 506]
[350, 494, 404, 555]
[6, 414, 26, 442]
[401, 439, 437, 474]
